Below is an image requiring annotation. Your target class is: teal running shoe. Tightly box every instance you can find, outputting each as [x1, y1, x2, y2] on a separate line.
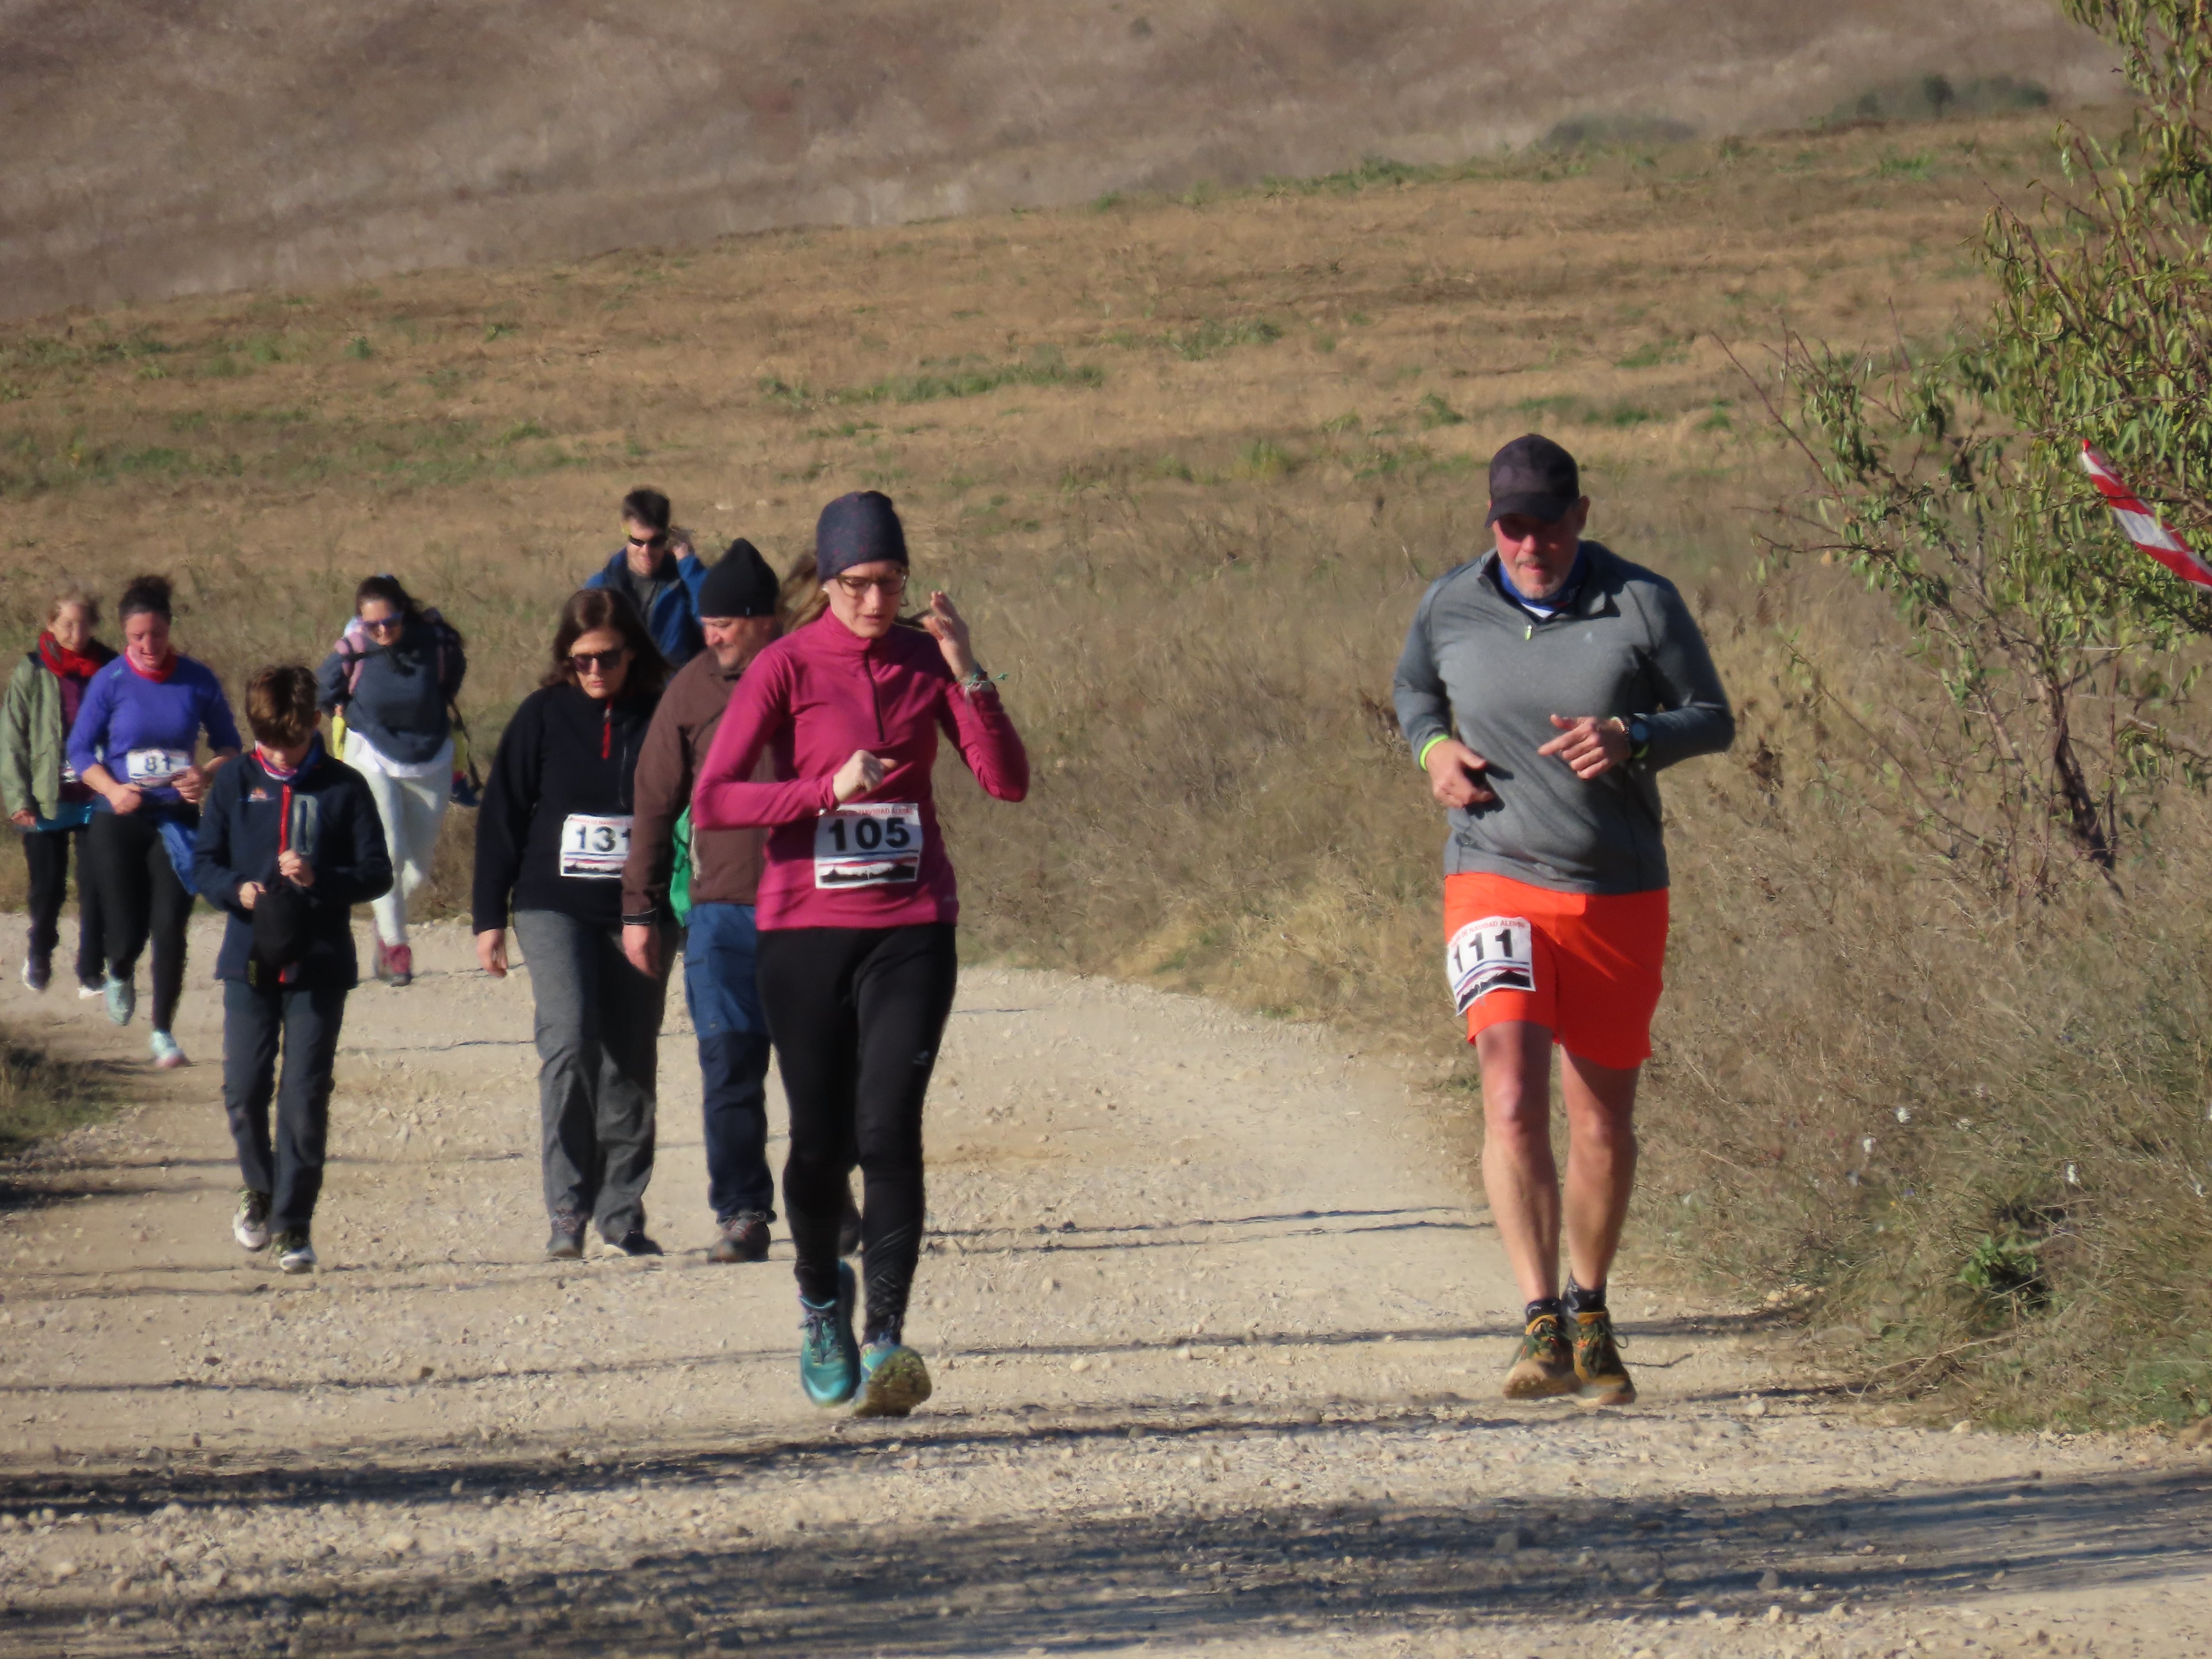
[798, 1261, 860, 1407]
[854, 1337, 933, 1418]
[104, 972, 135, 1028]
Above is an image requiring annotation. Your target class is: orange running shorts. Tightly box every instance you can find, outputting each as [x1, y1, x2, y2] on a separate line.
[1442, 872, 1669, 1070]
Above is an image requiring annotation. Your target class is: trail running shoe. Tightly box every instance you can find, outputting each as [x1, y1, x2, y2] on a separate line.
[233, 1189, 271, 1252]
[1502, 1312, 1577, 1400]
[545, 1213, 586, 1260]
[77, 981, 104, 1000]
[22, 954, 50, 993]
[1572, 1310, 1636, 1408]
[104, 972, 135, 1027]
[275, 1231, 317, 1274]
[839, 1186, 863, 1257]
[602, 1228, 663, 1258]
[150, 1030, 187, 1069]
[708, 1211, 772, 1263]
[799, 1261, 860, 1407]
[854, 1338, 933, 1418]
[384, 943, 414, 987]
[371, 940, 392, 983]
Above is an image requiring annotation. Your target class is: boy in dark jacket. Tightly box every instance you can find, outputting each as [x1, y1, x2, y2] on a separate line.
[194, 666, 393, 1273]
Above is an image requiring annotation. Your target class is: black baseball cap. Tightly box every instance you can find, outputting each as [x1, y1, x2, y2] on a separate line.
[1485, 433, 1582, 525]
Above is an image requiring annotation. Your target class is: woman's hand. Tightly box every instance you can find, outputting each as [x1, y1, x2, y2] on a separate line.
[278, 850, 314, 888]
[8, 809, 35, 830]
[921, 591, 977, 680]
[1537, 714, 1632, 781]
[237, 882, 261, 912]
[833, 749, 887, 804]
[107, 783, 146, 815]
[476, 928, 508, 979]
[173, 764, 211, 805]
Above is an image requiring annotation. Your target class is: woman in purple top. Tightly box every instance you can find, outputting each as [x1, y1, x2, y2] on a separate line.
[67, 575, 242, 1068]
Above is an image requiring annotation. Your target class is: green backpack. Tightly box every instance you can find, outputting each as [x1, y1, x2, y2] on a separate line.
[669, 808, 696, 927]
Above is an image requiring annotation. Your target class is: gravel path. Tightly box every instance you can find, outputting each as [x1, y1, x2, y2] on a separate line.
[1, 918, 2206, 1657]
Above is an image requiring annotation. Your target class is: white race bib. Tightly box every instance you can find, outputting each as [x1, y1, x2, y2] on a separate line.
[123, 748, 193, 784]
[1447, 915, 1535, 1014]
[558, 813, 632, 879]
[814, 803, 923, 889]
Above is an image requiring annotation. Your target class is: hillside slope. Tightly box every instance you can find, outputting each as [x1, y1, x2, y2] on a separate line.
[0, 0, 2111, 320]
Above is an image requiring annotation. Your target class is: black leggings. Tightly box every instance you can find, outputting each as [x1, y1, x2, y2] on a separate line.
[22, 825, 105, 986]
[757, 922, 957, 1343]
[88, 810, 193, 1032]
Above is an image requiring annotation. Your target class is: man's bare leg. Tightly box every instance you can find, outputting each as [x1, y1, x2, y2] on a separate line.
[1560, 1049, 1640, 1294]
[1475, 1021, 1561, 1302]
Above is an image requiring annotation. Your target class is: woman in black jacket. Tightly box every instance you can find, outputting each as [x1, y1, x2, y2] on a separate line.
[193, 665, 393, 1274]
[472, 589, 670, 1260]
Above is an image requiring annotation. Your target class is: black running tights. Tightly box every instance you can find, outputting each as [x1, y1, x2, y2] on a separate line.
[757, 922, 957, 1344]
[88, 809, 192, 1033]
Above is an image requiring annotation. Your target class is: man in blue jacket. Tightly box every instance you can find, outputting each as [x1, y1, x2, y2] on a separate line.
[195, 665, 392, 1274]
[586, 488, 708, 668]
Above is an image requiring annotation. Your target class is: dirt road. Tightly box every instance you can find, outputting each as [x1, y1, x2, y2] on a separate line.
[0, 918, 2205, 1656]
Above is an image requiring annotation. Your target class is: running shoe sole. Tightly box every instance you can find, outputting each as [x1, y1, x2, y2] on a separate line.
[853, 1345, 933, 1418]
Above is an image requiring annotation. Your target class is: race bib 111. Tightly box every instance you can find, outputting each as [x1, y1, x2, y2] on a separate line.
[558, 813, 632, 879]
[1447, 915, 1535, 1014]
[814, 803, 923, 890]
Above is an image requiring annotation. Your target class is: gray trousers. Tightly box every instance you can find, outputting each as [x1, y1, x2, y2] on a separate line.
[513, 909, 670, 1240]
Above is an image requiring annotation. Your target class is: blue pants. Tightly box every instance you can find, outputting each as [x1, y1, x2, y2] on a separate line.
[683, 902, 776, 1221]
[221, 979, 347, 1234]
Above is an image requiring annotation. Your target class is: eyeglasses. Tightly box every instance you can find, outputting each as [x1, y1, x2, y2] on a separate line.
[833, 572, 908, 598]
[569, 649, 630, 673]
[361, 614, 403, 636]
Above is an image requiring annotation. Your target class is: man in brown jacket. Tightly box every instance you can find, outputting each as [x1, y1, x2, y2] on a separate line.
[622, 541, 784, 1262]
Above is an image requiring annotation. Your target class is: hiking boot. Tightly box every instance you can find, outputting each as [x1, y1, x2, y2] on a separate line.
[232, 1189, 271, 1252]
[1572, 1310, 1636, 1407]
[104, 972, 135, 1027]
[839, 1186, 863, 1257]
[384, 943, 414, 988]
[708, 1211, 772, 1264]
[799, 1261, 861, 1407]
[1502, 1312, 1577, 1400]
[275, 1231, 317, 1275]
[22, 953, 50, 993]
[150, 1030, 188, 1069]
[545, 1213, 586, 1260]
[602, 1229, 663, 1258]
[854, 1337, 933, 1418]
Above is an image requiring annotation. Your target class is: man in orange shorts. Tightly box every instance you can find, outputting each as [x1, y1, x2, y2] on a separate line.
[1393, 434, 1734, 1406]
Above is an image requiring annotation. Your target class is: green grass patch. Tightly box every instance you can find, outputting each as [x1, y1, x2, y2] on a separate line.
[761, 351, 1105, 411]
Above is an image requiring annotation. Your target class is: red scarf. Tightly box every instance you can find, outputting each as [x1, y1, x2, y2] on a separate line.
[38, 632, 105, 682]
[124, 647, 178, 684]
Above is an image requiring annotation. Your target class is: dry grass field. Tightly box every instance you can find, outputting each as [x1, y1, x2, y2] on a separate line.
[6, 107, 2210, 1428]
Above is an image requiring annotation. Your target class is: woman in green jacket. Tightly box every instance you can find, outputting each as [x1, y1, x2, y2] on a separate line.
[2, 588, 116, 993]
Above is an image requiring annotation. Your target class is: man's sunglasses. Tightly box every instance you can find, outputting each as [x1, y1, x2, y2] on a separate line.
[626, 531, 669, 549]
[569, 649, 630, 672]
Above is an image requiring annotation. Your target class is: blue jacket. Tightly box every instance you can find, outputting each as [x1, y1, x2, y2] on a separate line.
[315, 611, 467, 765]
[193, 745, 394, 989]
[585, 547, 707, 669]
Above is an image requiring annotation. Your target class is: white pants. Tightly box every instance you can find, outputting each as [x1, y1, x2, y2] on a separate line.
[344, 734, 450, 946]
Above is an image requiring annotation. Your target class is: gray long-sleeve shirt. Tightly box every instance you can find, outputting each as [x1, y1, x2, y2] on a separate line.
[1392, 541, 1734, 894]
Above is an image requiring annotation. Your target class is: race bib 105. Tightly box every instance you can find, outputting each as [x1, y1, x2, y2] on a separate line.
[814, 803, 923, 890]
[1447, 915, 1535, 1014]
[558, 813, 632, 879]
[123, 748, 193, 784]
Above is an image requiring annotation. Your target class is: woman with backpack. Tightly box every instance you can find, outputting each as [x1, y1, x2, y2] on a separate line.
[472, 589, 671, 1260]
[315, 575, 466, 988]
[3, 586, 116, 996]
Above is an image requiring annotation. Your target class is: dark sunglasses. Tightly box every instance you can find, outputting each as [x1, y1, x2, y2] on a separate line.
[626, 531, 668, 548]
[360, 614, 404, 635]
[569, 648, 630, 672]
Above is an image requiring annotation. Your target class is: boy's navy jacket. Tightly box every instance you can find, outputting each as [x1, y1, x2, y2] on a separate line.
[193, 745, 394, 988]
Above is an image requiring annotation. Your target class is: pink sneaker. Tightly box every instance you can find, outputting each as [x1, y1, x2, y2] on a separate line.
[384, 943, 413, 987]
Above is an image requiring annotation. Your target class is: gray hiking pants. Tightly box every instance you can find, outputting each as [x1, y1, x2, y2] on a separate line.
[513, 909, 670, 1241]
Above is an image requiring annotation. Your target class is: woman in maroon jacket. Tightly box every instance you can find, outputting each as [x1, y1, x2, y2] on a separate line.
[695, 492, 1027, 1416]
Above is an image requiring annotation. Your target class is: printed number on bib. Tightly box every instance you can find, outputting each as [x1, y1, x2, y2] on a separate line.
[123, 748, 193, 784]
[1447, 915, 1535, 1014]
[558, 813, 632, 879]
[814, 803, 923, 890]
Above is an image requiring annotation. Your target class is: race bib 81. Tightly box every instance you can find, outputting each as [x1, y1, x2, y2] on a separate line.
[559, 813, 632, 879]
[814, 803, 923, 889]
[1447, 915, 1535, 1014]
[123, 748, 193, 784]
